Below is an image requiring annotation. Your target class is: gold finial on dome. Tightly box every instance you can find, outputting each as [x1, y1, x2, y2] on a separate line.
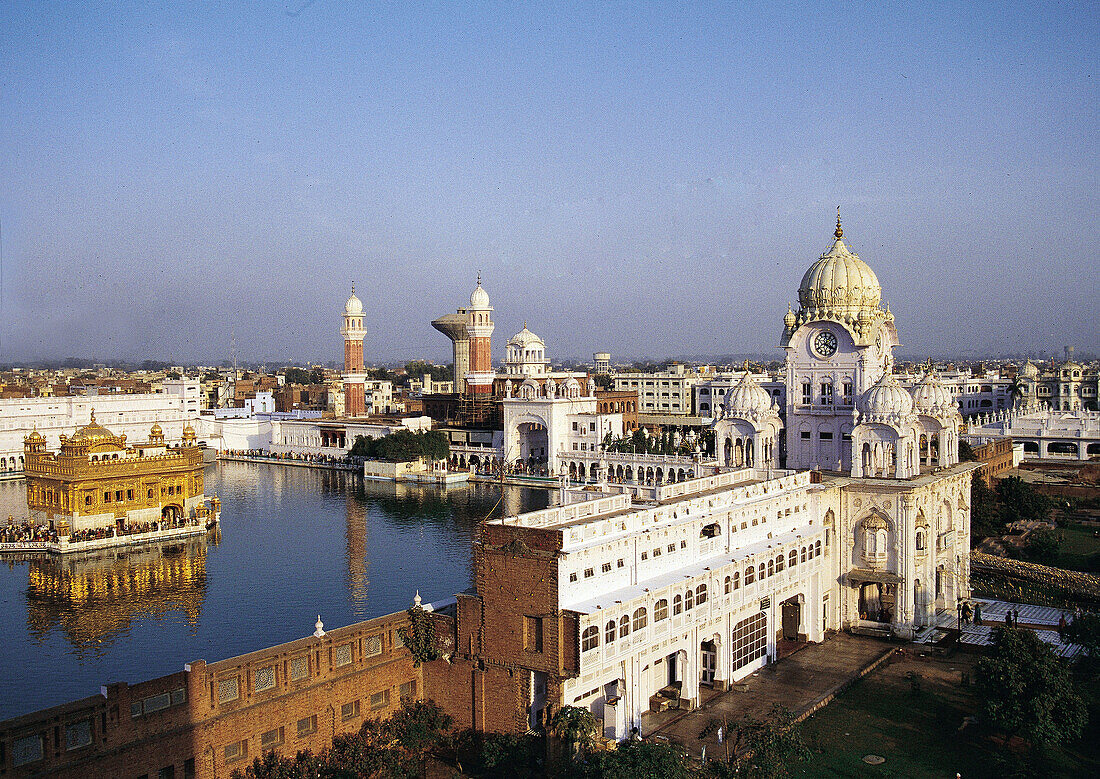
[834, 206, 843, 239]
[89, 408, 96, 423]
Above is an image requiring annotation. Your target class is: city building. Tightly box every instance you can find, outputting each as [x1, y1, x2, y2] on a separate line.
[0, 383, 202, 477]
[593, 352, 611, 375]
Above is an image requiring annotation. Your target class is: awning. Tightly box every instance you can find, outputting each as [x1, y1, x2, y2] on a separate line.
[847, 569, 903, 585]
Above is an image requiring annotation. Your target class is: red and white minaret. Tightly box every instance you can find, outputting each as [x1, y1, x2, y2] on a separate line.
[342, 285, 367, 417]
[465, 275, 495, 395]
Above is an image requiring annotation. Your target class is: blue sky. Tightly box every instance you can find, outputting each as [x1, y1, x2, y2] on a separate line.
[2, 1, 1097, 365]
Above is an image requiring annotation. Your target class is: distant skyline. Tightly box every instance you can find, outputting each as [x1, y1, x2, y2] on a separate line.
[3, 2, 1097, 365]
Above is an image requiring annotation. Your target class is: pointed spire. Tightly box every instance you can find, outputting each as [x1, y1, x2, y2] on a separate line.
[313, 615, 325, 638]
[476, 270, 482, 287]
[834, 206, 843, 239]
[351, 281, 355, 295]
[90, 408, 96, 423]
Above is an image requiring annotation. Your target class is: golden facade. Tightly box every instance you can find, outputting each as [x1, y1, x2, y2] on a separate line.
[23, 413, 209, 534]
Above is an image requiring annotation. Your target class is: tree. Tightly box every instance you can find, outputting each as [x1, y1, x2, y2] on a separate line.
[548, 705, 600, 762]
[996, 476, 1052, 525]
[231, 749, 322, 779]
[1024, 527, 1060, 563]
[1064, 611, 1100, 657]
[959, 439, 978, 462]
[383, 698, 452, 758]
[975, 627, 1086, 752]
[733, 705, 811, 779]
[396, 604, 441, 667]
[283, 367, 310, 386]
[582, 738, 698, 779]
[1008, 375, 1027, 408]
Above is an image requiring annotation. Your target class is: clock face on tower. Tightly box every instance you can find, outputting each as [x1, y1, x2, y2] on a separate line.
[813, 330, 838, 358]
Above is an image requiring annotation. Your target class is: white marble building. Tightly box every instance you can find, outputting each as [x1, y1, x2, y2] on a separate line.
[0, 381, 202, 476]
[482, 215, 981, 737]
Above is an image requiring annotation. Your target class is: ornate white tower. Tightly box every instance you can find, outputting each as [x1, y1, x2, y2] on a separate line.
[781, 212, 899, 471]
[342, 285, 367, 417]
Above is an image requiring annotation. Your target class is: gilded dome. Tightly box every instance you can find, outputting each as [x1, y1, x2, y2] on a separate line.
[911, 372, 957, 415]
[182, 422, 196, 443]
[69, 411, 121, 445]
[24, 428, 45, 445]
[470, 279, 491, 309]
[723, 373, 774, 418]
[345, 286, 363, 316]
[150, 421, 164, 438]
[798, 217, 882, 316]
[858, 373, 914, 418]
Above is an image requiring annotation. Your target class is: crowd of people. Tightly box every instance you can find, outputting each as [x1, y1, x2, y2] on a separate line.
[222, 449, 359, 467]
[1, 520, 57, 544]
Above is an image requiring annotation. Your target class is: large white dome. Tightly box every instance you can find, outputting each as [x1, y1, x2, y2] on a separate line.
[798, 218, 882, 316]
[723, 373, 773, 418]
[859, 373, 914, 418]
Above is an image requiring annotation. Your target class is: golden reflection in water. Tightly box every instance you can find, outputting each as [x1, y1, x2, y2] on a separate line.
[26, 538, 209, 648]
[345, 488, 368, 611]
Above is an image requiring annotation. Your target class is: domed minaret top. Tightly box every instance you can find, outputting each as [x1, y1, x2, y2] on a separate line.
[470, 273, 492, 310]
[345, 283, 364, 316]
[797, 208, 882, 318]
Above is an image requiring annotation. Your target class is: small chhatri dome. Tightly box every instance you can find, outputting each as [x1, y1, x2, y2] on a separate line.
[24, 428, 45, 445]
[469, 274, 491, 309]
[798, 212, 882, 317]
[182, 421, 196, 443]
[858, 372, 914, 418]
[911, 372, 956, 415]
[723, 373, 774, 418]
[345, 284, 363, 316]
[149, 421, 164, 439]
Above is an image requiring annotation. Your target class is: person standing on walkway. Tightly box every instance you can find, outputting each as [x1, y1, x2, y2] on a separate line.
[973, 602, 983, 625]
[962, 602, 973, 625]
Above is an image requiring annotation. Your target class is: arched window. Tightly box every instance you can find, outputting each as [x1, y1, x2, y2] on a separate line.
[776, 554, 785, 572]
[605, 620, 616, 644]
[916, 529, 926, 551]
[696, 584, 707, 605]
[733, 570, 740, 590]
[685, 589, 694, 610]
[801, 546, 807, 563]
[767, 559, 775, 578]
[789, 549, 798, 568]
[745, 566, 755, 585]
[673, 594, 683, 615]
[582, 626, 599, 651]
[633, 607, 648, 631]
[655, 598, 668, 621]
[619, 615, 630, 638]
[758, 563, 766, 581]
[815, 540, 822, 557]
[724, 576, 732, 594]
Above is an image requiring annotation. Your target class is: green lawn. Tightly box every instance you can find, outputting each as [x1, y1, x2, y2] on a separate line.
[792, 654, 1098, 778]
[1053, 524, 1100, 572]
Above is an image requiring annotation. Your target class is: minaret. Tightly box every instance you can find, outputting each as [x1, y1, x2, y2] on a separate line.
[465, 274, 495, 395]
[342, 285, 367, 417]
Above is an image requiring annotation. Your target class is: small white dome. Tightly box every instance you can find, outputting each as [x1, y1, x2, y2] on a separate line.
[470, 280, 490, 309]
[723, 373, 773, 418]
[345, 289, 363, 316]
[911, 372, 956, 415]
[859, 373, 914, 418]
[508, 324, 544, 349]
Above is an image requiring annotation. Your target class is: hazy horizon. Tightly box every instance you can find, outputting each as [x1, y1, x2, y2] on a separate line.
[3, 2, 1097, 365]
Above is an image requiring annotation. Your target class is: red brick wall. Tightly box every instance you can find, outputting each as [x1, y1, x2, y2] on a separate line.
[0, 613, 421, 779]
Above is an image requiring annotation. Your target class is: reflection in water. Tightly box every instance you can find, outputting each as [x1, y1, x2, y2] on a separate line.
[26, 538, 210, 653]
[0, 462, 554, 720]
